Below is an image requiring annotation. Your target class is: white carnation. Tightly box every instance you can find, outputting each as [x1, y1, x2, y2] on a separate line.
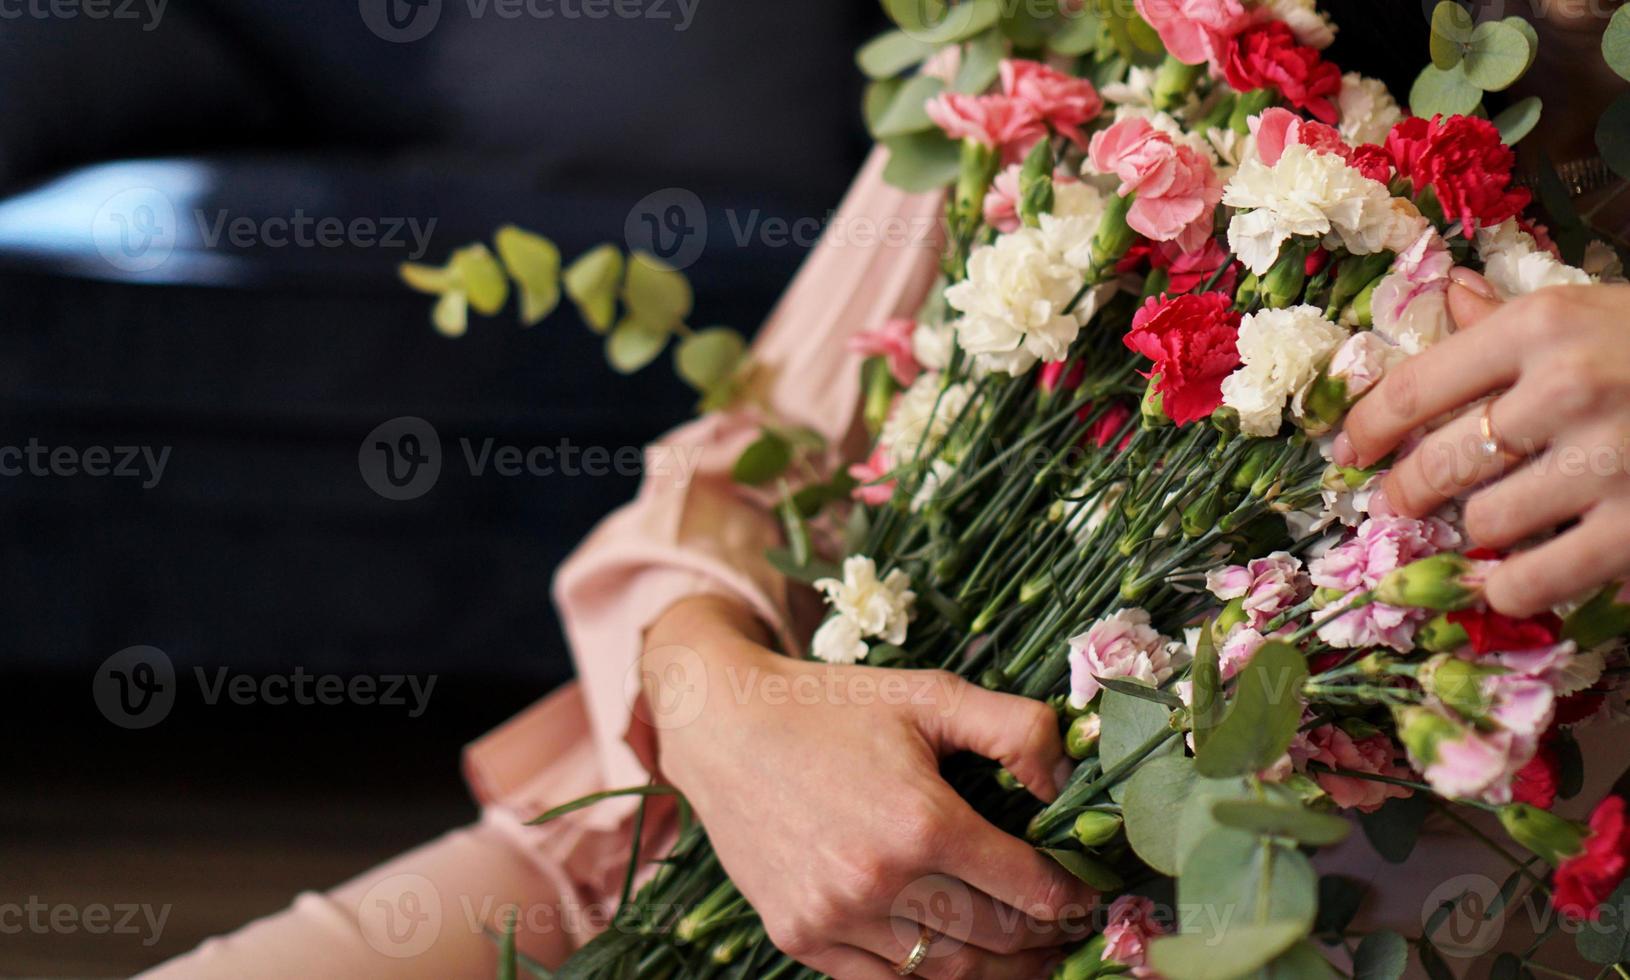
[811, 556, 916, 664]
[1585, 241, 1627, 283]
[1262, 0, 1337, 48]
[946, 226, 1087, 375]
[1475, 220, 1593, 299]
[1040, 181, 1108, 273]
[882, 373, 973, 469]
[1335, 73, 1401, 147]
[1224, 144, 1399, 275]
[1222, 305, 1350, 437]
[911, 320, 956, 372]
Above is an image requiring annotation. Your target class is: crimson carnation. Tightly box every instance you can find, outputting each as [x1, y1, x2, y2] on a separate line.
[1222, 22, 1342, 123]
[1511, 740, 1561, 810]
[1555, 796, 1630, 920]
[1384, 115, 1531, 231]
[1447, 607, 1562, 655]
[1124, 292, 1242, 426]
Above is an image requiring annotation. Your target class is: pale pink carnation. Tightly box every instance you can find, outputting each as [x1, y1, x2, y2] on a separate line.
[984, 164, 1081, 233]
[1372, 229, 1455, 354]
[1421, 725, 1535, 804]
[1309, 516, 1461, 651]
[1251, 106, 1351, 167]
[1327, 331, 1402, 401]
[1088, 117, 1224, 253]
[1000, 59, 1103, 148]
[848, 317, 921, 386]
[1291, 724, 1414, 812]
[1205, 551, 1309, 632]
[847, 444, 896, 506]
[1220, 626, 1269, 679]
[1102, 895, 1168, 977]
[1067, 608, 1178, 710]
[925, 92, 1046, 162]
[1134, 0, 1248, 66]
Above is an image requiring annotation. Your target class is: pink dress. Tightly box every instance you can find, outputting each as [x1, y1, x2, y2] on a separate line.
[141, 149, 1630, 980]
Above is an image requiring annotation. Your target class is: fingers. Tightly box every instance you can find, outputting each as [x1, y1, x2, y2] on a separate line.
[895, 874, 1079, 953]
[938, 798, 1097, 923]
[917, 674, 1068, 803]
[1485, 501, 1630, 617]
[1465, 447, 1622, 550]
[1446, 270, 1504, 329]
[802, 945, 900, 980]
[850, 920, 1064, 980]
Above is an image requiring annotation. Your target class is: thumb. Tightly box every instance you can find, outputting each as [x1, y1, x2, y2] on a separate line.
[918, 675, 1069, 803]
[1447, 268, 1503, 331]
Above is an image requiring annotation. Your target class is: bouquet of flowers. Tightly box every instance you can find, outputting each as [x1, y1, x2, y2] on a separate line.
[412, 1, 1630, 977]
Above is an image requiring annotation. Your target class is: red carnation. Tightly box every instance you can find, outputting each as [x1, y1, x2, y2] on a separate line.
[1222, 22, 1342, 123]
[1124, 292, 1242, 426]
[1554, 796, 1630, 920]
[1347, 143, 1394, 184]
[1383, 115, 1531, 231]
[1447, 607, 1563, 655]
[1511, 740, 1561, 810]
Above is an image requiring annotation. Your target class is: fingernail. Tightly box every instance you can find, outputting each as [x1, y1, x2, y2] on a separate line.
[1368, 486, 1395, 517]
[1449, 267, 1499, 301]
[1053, 758, 1075, 796]
[1332, 432, 1356, 467]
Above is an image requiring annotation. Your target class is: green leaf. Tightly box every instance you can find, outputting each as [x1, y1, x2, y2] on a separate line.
[1463, 20, 1532, 91]
[1352, 930, 1409, 980]
[1190, 622, 1223, 753]
[954, 29, 1005, 93]
[881, 0, 1002, 44]
[563, 244, 624, 332]
[1100, 688, 1178, 803]
[1504, 16, 1539, 75]
[1123, 755, 1197, 874]
[451, 243, 509, 315]
[1176, 776, 1255, 872]
[1410, 64, 1483, 118]
[527, 784, 680, 824]
[622, 253, 693, 327]
[431, 291, 468, 338]
[1043, 848, 1125, 890]
[865, 78, 908, 136]
[1606, 5, 1630, 83]
[400, 261, 453, 294]
[1193, 641, 1307, 778]
[856, 29, 937, 79]
[1492, 96, 1542, 145]
[1096, 677, 1185, 708]
[1556, 728, 1584, 799]
[1050, 5, 1101, 54]
[732, 432, 793, 486]
[872, 74, 947, 138]
[1490, 952, 1522, 980]
[882, 130, 963, 192]
[765, 548, 841, 585]
[605, 315, 671, 373]
[1358, 793, 1429, 863]
[1175, 831, 1316, 947]
[495, 225, 562, 325]
[674, 327, 747, 392]
[1429, 1, 1472, 69]
[1258, 940, 1339, 980]
[1150, 923, 1309, 980]
[497, 907, 518, 980]
[1418, 942, 1453, 980]
[1577, 878, 1630, 963]
[1211, 799, 1351, 847]
[1598, 93, 1630, 182]
[1314, 876, 1366, 939]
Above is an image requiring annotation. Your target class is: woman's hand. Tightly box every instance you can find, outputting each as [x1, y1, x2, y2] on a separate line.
[642, 596, 1093, 979]
[1336, 277, 1630, 616]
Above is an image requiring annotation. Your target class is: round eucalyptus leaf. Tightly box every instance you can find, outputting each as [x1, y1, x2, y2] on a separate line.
[1606, 5, 1630, 83]
[451, 243, 509, 316]
[856, 29, 937, 79]
[674, 327, 747, 392]
[399, 261, 453, 295]
[563, 244, 624, 333]
[1410, 64, 1483, 118]
[731, 433, 794, 486]
[1353, 931, 1409, 980]
[605, 316, 671, 374]
[1503, 16, 1538, 75]
[1050, 5, 1101, 54]
[864, 78, 907, 137]
[871, 74, 947, 138]
[882, 0, 1001, 44]
[1598, 93, 1630, 182]
[1149, 923, 1309, 980]
[1463, 20, 1533, 91]
[954, 29, 1004, 93]
[622, 253, 693, 326]
[1429, 1, 1472, 69]
[1492, 95, 1542, 145]
[881, 130, 962, 192]
[495, 225, 562, 325]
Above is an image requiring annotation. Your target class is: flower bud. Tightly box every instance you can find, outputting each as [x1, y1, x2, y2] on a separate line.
[1375, 553, 1486, 611]
[1418, 613, 1470, 653]
[1054, 933, 1108, 980]
[1498, 803, 1588, 865]
[1067, 712, 1102, 759]
[1349, 277, 1380, 328]
[1262, 242, 1311, 309]
[1395, 705, 1464, 766]
[1231, 441, 1280, 492]
[996, 768, 1025, 792]
[1321, 460, 1383, 493]
[861, 356, 897, 435]
[1213, 597, 1250, 639]
[1092, 192, 1138, 270]
[1140, 375, 1172, 429]
[1017, 139, 1055, 229]
[1182, 487, 1225, 538]
[1153, 55, 1205, 111]
[1297, 373, 1349, 436]
[1312, 585, 1348, 609]
[1235, 271, 1260, 308]
[1072, 811, 1124, 847]
[1327, 252, 1394, 314]
[1563, 583, 1630, 650]
[1419, 654, 1496, 720]
[954, 138, 1000, 230]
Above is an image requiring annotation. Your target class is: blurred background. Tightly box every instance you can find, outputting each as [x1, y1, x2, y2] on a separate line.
[0, 1, 885, 974]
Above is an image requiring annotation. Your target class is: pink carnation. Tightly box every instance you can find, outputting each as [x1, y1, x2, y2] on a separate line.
[847, 444, 896, 506]
[1205, 551, 1309, 632]
[1000, 59, 1103, 148]
[1067, 608, 1177, 710]
[1102, 895, 1168, 977]
[1309, 516, 1461, 651]
[1422, 725, 1535, 804]
[1088, 118, 1223, 254]
[984, 164, 1080, 234]
[1251, 107, 1352, 167]
[1372, 230, 1453, 353]
[925, 92, 1046, 162]
[848, 317, 921, 386]
[1134, 0, 1248, 66]
[1327, 331, 1402, 401]
[1291, 725, 1415, 812]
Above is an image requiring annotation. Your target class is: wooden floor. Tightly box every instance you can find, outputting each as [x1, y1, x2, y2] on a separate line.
[1, 673, 545, 978]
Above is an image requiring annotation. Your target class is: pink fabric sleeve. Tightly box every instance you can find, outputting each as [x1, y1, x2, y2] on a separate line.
[464, 146, 945, 829]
